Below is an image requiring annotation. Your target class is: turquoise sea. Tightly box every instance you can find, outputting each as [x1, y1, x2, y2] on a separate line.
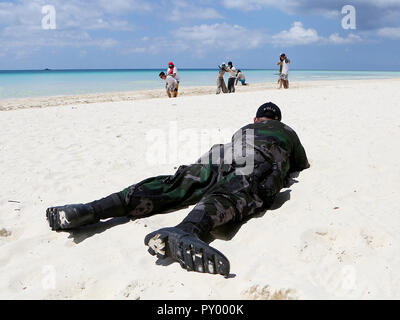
[1, 69, 400, 100]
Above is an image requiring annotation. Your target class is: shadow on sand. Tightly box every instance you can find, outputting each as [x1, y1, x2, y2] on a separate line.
[61, 176, 298, 278]
[209, 189, 292, 242]
[65, 186, 294, 245]
[66, 216, 131, 244]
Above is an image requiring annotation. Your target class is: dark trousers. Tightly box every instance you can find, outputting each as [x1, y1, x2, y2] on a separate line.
[92, 146, 282, 238]
[228, 78, 235, 93]
[112, 159, 281, 236]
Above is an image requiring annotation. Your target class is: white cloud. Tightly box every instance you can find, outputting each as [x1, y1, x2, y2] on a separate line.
[328, 33, 362, 44]
[272, 22, 363, 47]
[168, 7, 223, 22]
[121, 23, 267, 57]
[175, 23, 266, 51]
[0, 0, 227, 60]
[166, 0, 223, 22]
[0, 0, 149, 31]
[222, 0, 283, 11]
[121, 36, 190, 55]
[221, 0, 340, 17]
[97, 0, 153, 14]
[0, 0, 136, 59]
[0, 0, 374, 62]
[272, 21, 321, 46]
[221, 0, 400, 30]
[97, 38, 120, 49]
[122, 21, 366, 58]
[0, 25, 120, 60]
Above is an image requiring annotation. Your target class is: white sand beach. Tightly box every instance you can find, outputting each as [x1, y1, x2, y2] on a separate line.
[0, 79, 374, 112]
[1, 78, 400, 300]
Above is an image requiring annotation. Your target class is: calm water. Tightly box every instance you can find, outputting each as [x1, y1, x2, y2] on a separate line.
[1, 69, 400, 100]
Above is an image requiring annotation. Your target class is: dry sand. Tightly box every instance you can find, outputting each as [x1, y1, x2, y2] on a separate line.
[0, 79, 379, 111]
[1, 78, 400, 299]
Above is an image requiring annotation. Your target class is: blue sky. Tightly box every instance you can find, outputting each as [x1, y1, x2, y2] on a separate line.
[1, 0, 400, 70]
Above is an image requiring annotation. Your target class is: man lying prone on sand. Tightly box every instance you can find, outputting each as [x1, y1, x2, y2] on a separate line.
[46, 102, 310, 277]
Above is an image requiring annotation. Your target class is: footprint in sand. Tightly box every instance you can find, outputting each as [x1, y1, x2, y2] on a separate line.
[360, 229, 392, 250]
[0, 228, 13, 251]
[297, 227, 393, 298]
[298, 227, 392, 264]
[241, 285, 298, 300]
[121, 280, 146, 300]
[0, 228, 12, 237]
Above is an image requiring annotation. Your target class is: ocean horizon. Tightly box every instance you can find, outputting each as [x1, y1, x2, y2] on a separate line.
[1, 68, 400, 100]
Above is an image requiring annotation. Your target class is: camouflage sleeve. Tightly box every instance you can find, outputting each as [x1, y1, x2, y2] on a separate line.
[289, 133, 310, 173]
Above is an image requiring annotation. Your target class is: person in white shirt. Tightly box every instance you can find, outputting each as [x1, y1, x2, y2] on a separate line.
[235, 70, 247, 86]
[226, 61, 237, 93]
[277, 53, 291, 89]
[167, 61, 180, 87]
[159, 72, 178, 98]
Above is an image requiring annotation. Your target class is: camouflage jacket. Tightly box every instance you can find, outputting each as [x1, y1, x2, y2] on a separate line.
[239, 120, 310, 180]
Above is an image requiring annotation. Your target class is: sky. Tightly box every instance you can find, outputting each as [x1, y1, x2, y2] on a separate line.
[1, 0, 400, 70]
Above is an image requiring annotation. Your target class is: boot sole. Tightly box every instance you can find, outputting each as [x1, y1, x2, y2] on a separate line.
[46, 207, 63, 231]
[144, 227, 230, 277]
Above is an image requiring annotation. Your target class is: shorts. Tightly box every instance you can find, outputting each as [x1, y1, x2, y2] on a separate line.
[239, 79, 246, 85]
[168, 81, 179, 95]
[279, 74, 288, 81]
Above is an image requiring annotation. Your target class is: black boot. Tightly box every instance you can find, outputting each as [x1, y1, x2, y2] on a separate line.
[89, 193, 126, 220]
[46, 204, 98, 231]
[144, 210, 230, 277]
[46, 193, 126, 231]
[175, 209, 214, 240]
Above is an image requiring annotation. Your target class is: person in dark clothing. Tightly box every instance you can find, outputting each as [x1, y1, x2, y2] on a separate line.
[46, 102, 310, 277]
[226, 61, 237, 93]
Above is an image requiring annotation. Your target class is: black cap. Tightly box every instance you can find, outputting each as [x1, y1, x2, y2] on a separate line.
[256, 102, 282, 121]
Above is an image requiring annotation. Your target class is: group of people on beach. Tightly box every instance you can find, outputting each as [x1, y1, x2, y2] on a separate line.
[159, 62, 180, 98]
[159, 54, 290, 98]
[216, 61, 247, 95]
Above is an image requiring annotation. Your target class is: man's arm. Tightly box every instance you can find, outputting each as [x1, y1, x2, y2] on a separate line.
[170, 67, 178, 79]
[289, 133, 310, 173]
[226, 67, 236, 77]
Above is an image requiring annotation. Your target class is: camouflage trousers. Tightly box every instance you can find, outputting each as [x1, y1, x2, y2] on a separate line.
[117, 159, 282, 231]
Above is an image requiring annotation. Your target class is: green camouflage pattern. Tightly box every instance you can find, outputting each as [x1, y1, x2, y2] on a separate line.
[119, 120, 309, 229]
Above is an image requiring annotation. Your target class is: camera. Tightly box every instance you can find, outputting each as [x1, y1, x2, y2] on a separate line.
[218, 64, 227, 72]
